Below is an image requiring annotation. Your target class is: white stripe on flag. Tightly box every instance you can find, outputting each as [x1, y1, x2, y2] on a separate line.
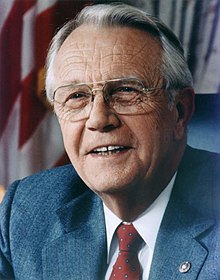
[0, 95, 64, 186]
[36, 0, 58, 14]
[0, 0, 16, 30]
[19, 112, 64, 180]
[0, 95, 21, 186]
[21, 5, 35, 80]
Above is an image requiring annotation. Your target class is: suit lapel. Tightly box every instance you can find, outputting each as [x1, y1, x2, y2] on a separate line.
[149, 196, 214, 279]
[42, 190, 107, 280]
[149, 147, 215, 279]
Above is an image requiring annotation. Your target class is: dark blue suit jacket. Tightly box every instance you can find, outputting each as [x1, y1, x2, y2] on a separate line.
[0, 146, 220, 279]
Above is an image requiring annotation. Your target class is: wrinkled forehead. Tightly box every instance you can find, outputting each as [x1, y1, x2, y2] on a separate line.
[52, 25, 162, 85]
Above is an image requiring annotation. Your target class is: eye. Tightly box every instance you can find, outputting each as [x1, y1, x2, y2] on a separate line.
[115, 86, 137, 93]
[63, 91, 91, 109]
[110, 84, 143, 96]
[66, 92, 87, 101]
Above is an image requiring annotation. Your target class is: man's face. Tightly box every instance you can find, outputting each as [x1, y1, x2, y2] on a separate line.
[53, 25, 183, 196]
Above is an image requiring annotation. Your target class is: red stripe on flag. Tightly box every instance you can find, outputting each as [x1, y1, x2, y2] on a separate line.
[35, 5, 58, 70]
[18, 4, 59, 147]
[0, 0, 36, 139]
[35, 0, 92, 70]
[19, 70, 47, 148]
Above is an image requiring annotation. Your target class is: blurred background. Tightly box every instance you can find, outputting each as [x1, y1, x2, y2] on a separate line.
[0, 0, 220, 191]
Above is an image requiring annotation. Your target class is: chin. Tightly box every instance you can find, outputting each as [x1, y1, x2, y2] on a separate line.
[86, 177, 140, 196]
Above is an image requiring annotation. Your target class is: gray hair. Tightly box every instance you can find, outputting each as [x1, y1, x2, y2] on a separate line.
[46, 3, 193, 108]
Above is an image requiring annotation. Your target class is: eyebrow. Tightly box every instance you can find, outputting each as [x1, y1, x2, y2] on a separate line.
[55, 76, 148, 91]
[60, 80, 81, 86]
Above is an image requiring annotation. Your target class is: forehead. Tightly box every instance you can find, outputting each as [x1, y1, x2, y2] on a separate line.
[53, 25, 162, 85]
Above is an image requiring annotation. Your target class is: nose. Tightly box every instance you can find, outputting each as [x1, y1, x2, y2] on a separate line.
[85, 93, 121, 132]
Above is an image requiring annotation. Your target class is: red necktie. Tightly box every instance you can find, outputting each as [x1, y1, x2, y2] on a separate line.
[109, 223, 143, 280]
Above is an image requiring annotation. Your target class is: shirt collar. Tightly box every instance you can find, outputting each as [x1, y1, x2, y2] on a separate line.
[103, 173, 176, 260]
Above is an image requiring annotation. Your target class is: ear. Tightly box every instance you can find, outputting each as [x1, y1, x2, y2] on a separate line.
[173, 87, 195, 140]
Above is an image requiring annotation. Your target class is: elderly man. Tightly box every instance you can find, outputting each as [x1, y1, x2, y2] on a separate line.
[0, 3, 219, 280]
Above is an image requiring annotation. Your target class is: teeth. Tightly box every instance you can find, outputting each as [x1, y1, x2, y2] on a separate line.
[108, 146, 123, 151]
[94, 147, 108, 152]
[93, 146, 125, 153]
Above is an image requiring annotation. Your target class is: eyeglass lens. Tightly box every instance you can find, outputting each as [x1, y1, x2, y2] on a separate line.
[53, 78, 157, 121]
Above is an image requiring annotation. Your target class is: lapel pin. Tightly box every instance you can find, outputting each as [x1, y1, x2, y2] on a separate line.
[179, 261, 191, 273]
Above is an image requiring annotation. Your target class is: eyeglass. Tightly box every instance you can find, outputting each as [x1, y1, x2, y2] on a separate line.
[52, 77, 163, 122]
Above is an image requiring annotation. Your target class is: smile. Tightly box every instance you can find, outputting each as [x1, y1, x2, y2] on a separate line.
[91, 146, 129, 156]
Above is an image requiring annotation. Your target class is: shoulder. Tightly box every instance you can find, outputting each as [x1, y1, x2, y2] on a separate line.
[3, 164, 87, 206]
[179, 146, 220, 179]
[179, 145, 220, 185]
[175, 146, 220, 216]
[183, 145, 220, 163]
[0, 165, 92, 278]
[0, 164, 89, 234]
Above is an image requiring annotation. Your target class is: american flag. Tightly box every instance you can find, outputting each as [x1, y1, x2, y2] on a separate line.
[0, 0, 220, 190]
[0, 0, 91, 189]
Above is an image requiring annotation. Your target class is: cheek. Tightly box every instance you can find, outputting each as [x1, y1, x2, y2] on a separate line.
[59, 120, 83, 158]
[133, 105, 175, 154]
[147, 98, 175, 134]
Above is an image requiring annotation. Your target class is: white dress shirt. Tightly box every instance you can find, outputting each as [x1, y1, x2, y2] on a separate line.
[104, 174, 176, 280]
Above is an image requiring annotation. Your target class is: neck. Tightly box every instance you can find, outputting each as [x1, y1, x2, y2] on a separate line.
[99, 174, 173, 222]
[100, 190, 157, 222]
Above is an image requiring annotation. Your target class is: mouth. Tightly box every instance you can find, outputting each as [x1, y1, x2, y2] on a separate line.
[90, 145, 130, 156]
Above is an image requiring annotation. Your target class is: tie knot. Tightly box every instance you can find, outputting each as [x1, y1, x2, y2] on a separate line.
[116, 223, 143, 252]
